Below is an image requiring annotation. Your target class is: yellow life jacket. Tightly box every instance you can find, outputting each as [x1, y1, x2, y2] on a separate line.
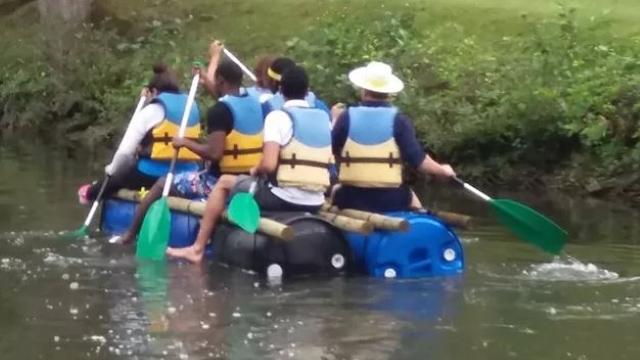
[137, 92, 202, 177]
[338, 106, 403, 188]
[277, 107, 333, 192]
[219, 95, 264, 174]
[149, 92, 201, 161]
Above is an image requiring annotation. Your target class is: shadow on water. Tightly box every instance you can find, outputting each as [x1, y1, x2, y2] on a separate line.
[1, 142, 640, 359]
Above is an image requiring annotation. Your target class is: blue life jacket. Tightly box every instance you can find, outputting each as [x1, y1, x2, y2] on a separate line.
[263, 91, 329, 117]
[137, 92, 201, 178]
[244, 86, 271, 99]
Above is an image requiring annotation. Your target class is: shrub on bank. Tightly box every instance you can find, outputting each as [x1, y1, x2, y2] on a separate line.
[288, 7, 640, 181]
[1, 5, 639, 185]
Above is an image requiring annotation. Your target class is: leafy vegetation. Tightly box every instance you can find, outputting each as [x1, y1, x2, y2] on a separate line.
[1, 0, 640, 193]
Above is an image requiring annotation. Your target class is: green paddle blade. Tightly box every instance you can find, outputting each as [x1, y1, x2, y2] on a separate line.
[136, 197, 171, 260]
[63, 225, 88, 239]
[227, 192, 260, 233]
[490, 199, 568, 254]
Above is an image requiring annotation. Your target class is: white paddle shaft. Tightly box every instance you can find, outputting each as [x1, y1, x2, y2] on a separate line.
[460, 181, 492, 202]
[82, 95, 147, 228]
[162, 73, 200, 197]
[223, 48, 257, 82]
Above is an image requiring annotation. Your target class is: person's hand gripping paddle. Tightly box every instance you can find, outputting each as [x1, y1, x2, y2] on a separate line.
[136, 72, 200, 260]
[66, 95, 147, 239]
[454, 177, 568, 254]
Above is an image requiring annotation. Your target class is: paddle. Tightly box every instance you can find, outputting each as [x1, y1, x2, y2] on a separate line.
[219, 47, 261, 233]
[453, 177, 567, 254]
[223, 48, 257, 81]
[67, 95, 147, 238]
[227, 180, 260, 233]
[136, 72, 200, 260]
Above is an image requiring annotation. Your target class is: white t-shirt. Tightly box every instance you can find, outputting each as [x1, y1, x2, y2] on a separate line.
[105, 103, 164, 174]
[263, 99, 325, 206]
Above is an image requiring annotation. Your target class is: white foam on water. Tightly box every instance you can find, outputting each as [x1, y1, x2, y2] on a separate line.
[0, 257, 26, 271]
[522, 255, 619, 282]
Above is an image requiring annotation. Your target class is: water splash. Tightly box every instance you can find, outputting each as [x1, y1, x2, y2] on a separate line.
[523, 255, 618, 281]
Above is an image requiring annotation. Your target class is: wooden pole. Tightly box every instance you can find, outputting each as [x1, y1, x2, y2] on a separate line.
[322, 204, 409, 232]
[322, 203, 472, 230]
[431, 210, 472, 229]
[113, 190, 293, 241]
[317, 211, 373, 234]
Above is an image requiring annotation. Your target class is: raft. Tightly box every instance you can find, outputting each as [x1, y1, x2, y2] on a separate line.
[100, 191, 465, 279]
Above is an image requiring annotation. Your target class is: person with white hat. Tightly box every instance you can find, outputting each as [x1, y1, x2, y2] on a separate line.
[331, 61, 456, 213]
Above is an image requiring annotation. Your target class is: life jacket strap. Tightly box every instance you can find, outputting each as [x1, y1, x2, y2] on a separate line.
[340, 152, 402, 168]
[223, 145, 263, 159]
[280, 153, 328, 169]
[152, 134, 199, 144]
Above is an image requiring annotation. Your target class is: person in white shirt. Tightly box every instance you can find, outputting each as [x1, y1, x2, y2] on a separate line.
[77, 64, 201, 204]
[166, 65, 333, 263]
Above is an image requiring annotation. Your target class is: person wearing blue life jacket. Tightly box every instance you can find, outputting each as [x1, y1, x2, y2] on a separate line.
[260, 57, 331, 116]
[243, 55, 274, 101]
[78, 64, 201, 205]
[114, 45, 264, 245]
[167, 66, 333, 263]
[331, 61, 456, 213]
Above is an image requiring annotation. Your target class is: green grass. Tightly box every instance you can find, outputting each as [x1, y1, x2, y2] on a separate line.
[2, 0, 638, 67]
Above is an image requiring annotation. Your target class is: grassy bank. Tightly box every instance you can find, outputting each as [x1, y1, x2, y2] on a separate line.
[1, 0, 640, 198]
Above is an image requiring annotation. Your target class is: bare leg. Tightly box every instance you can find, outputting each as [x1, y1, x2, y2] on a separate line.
[166, 174, 237, 263]
[118, 177, 166, 245]
[409, 189, 424, 210]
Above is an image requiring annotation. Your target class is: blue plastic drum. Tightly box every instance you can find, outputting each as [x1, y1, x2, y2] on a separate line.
[344, 212, 464, 278]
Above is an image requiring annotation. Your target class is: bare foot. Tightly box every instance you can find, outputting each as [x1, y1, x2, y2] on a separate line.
[166, 245, 205, 263]
[109, 231, 135, 245]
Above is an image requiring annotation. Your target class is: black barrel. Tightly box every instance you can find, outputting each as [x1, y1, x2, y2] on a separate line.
[212, 212, 350, 278]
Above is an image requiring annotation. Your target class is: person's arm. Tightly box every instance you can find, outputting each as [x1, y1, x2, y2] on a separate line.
[251, 142, 279, 175]
[419, 155, 455, 178]
[173, 102, 231, 162]
[394, 114, 456, 178]
[172, 132, 225, 162]
[200, 40, 223, 98]
[331, 111, 349, 157]
[330, 103, 346, 128]
[251, 110, 288, 175]
[105, 103, 164, 175]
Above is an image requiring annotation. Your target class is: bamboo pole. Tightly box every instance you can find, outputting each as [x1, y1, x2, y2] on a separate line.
[431, 210, 472, 229]
[322, 203, 473, 230]
[113, 190, 293, 241]
[321, 204, 409, 232]
[317, 211, 373, 234]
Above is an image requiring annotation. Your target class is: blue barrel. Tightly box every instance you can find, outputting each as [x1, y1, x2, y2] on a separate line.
[100, 198, 199, 248]
[344, 212, 464, 278]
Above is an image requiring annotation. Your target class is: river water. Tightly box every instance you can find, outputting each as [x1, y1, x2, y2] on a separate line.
[1, 141, 639, 359]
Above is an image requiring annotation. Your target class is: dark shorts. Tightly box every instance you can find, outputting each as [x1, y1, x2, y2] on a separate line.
[231, 176, 321, 213]
[87, 164, 157, 201]
[333, 185, 412, 213]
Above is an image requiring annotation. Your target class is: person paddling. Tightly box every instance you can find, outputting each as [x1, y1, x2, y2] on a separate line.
[331, 61, 455, 212]
[244, 55, 275, 100]
[261, 58, 331, 115]
[114, 55, 264, 244]
[166, 65, 333, 263]
[78, 64, 201, 205]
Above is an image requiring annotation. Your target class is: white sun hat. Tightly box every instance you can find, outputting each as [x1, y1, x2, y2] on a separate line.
[348, 61, 404, 94]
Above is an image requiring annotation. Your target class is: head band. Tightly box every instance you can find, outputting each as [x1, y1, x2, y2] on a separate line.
[267, 67, 282, 81]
